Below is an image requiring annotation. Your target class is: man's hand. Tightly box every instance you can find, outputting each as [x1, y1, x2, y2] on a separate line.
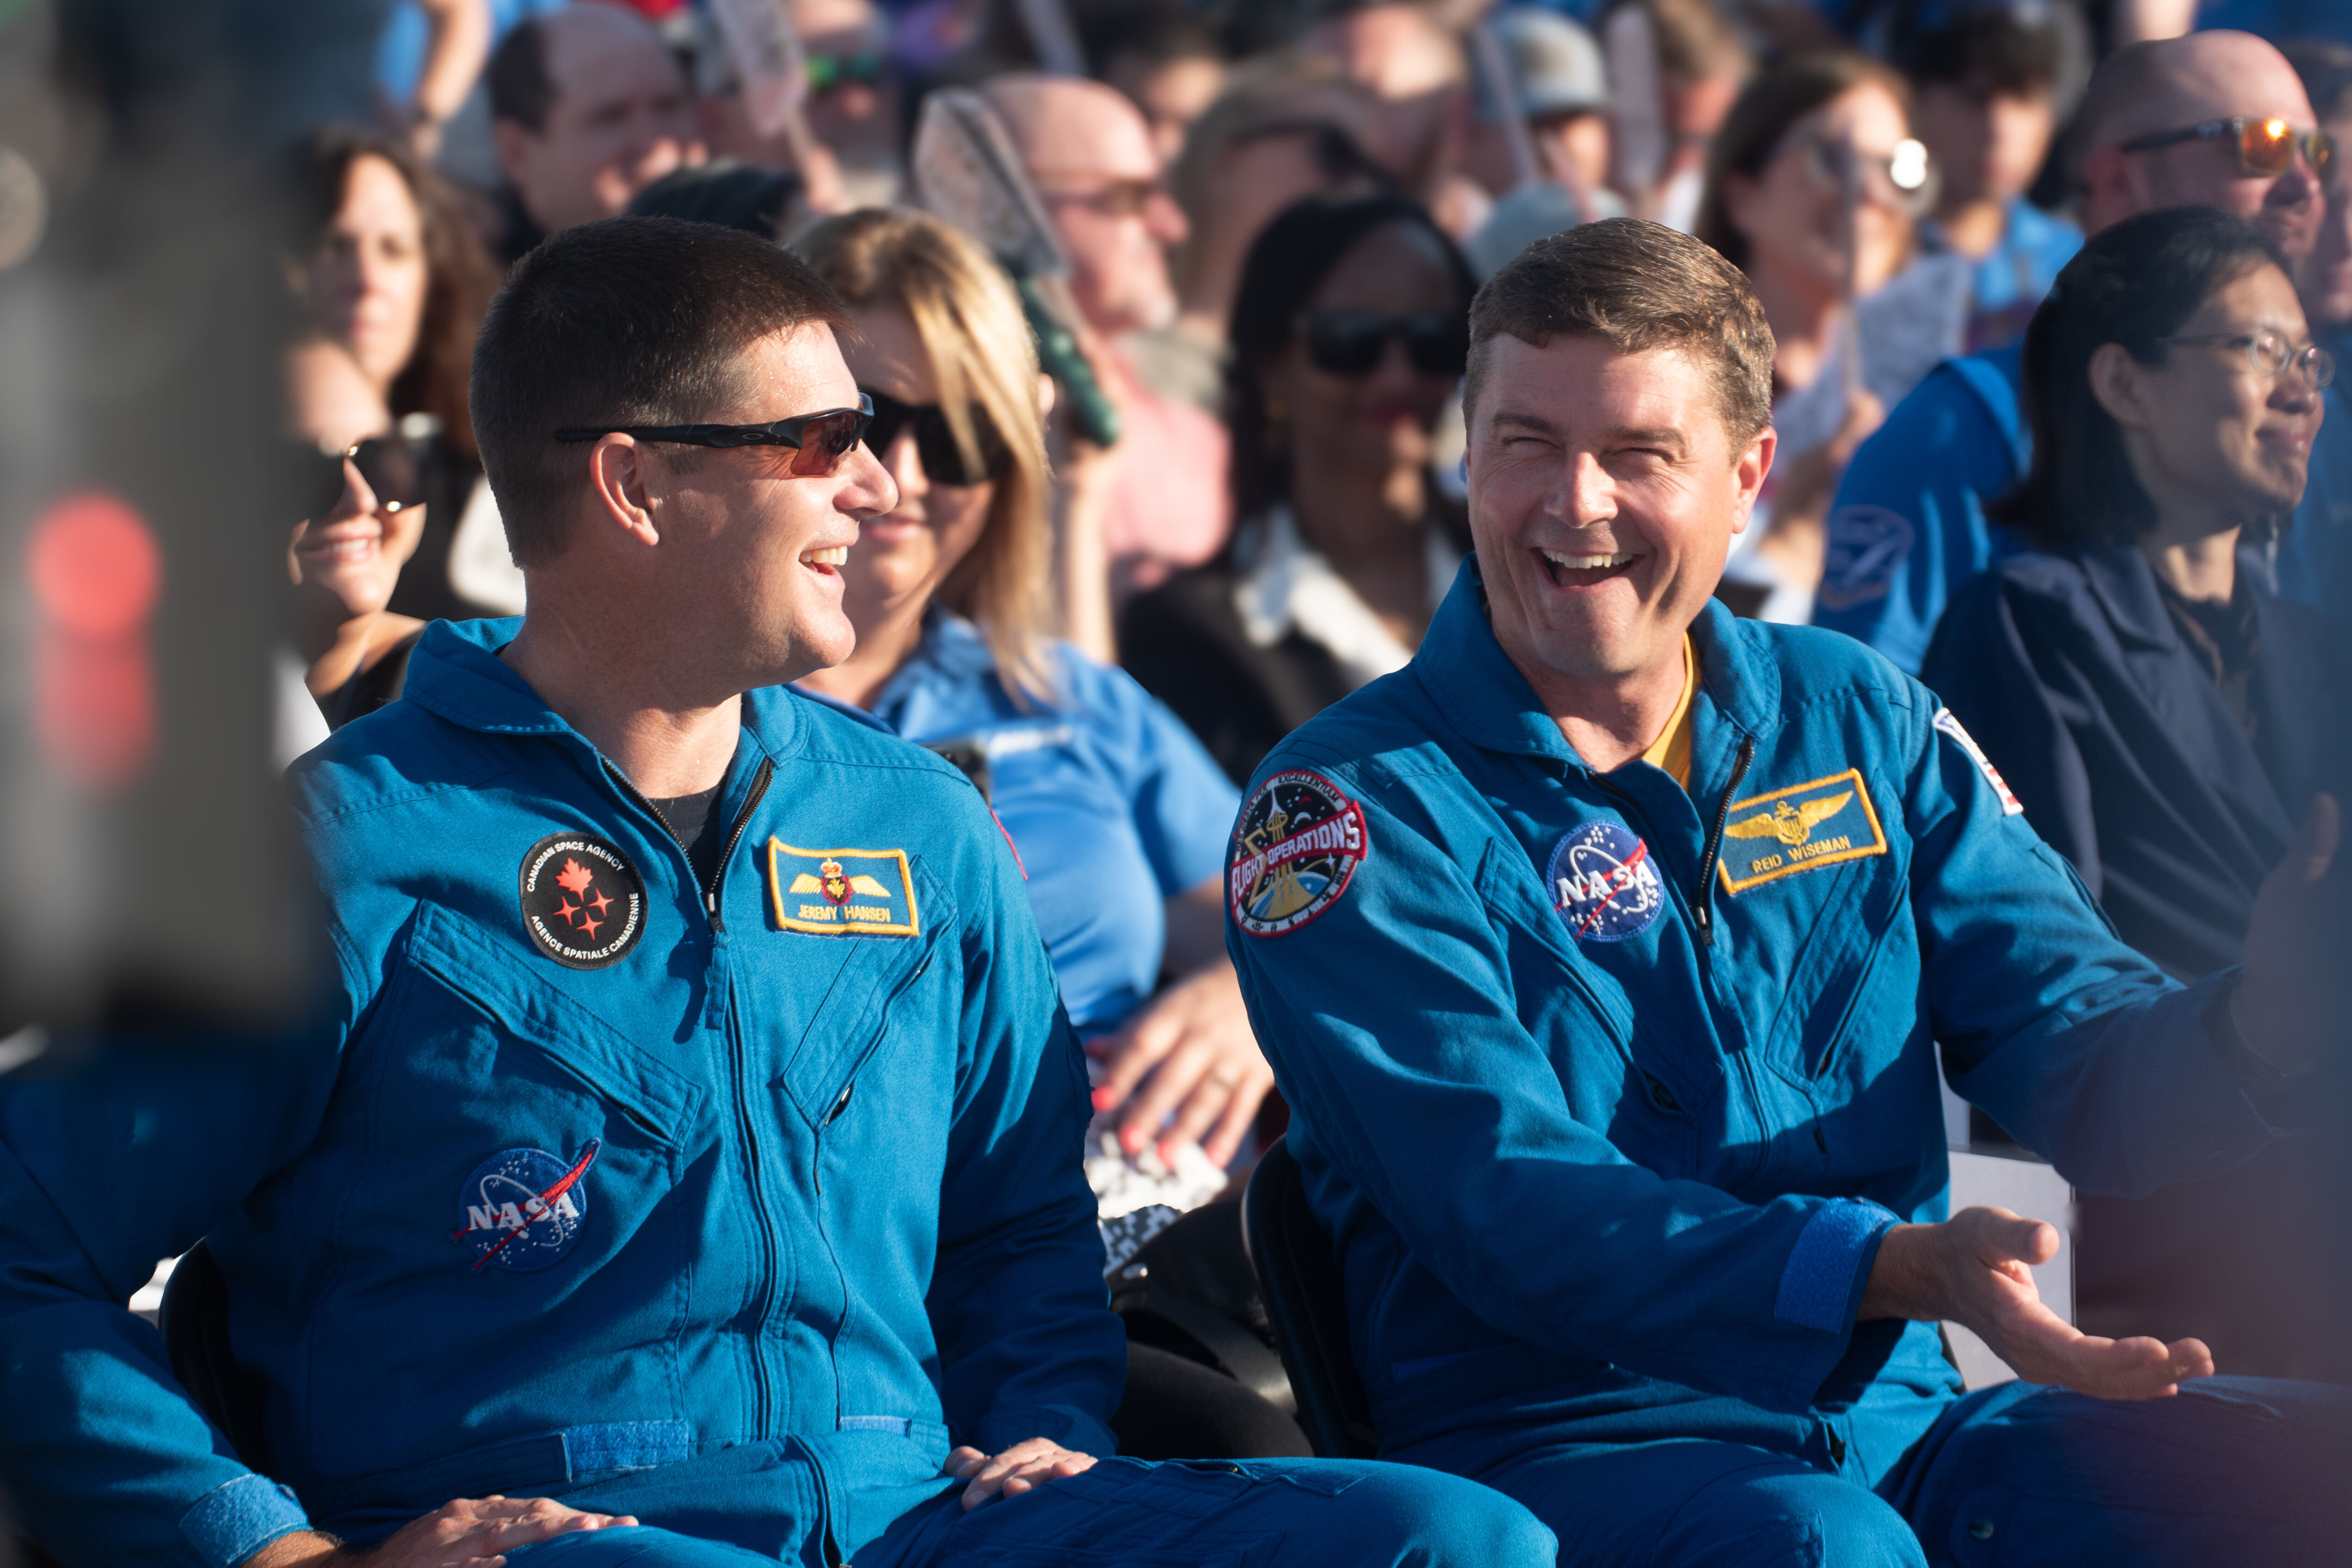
[243, 1496, 638, 1568]
[1088, 960, 1275, 1168]
[944, 1438, 1097, 1511]
[1861, 1207, 2213, 1399]
[2233, 793, 2345, 1077]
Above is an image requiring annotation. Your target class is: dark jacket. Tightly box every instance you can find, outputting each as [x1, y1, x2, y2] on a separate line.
[1922, 543, 2349, 980]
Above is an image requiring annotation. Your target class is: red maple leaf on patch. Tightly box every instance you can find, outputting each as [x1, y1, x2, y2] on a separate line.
[555, 858, 595, 897]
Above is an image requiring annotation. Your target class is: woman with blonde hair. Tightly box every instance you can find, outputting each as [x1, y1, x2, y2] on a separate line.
[793, 208, 1300, 1456]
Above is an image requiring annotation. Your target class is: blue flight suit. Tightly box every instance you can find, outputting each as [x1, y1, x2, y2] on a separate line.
[1817, 348, 2352, 671]
[1922, 200, 2081, 356]
[825, 612, 1239, 1035]
[1223, 563, 2352, 1564]
[0, 618, 1553, 1568]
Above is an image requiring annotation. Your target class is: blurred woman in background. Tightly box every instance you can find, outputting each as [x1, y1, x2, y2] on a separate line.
[1925, 206, 2349, 1383]
[284, 125, 512, 622]
[1697, 52, 1954, 620]
[1121, 192, 1477, 785]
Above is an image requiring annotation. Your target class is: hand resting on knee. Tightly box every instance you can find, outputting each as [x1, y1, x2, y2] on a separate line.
[242, 1494, 639, 1567]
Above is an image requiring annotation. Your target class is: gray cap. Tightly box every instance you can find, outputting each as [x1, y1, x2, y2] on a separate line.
[1478, 7, 1609, 123]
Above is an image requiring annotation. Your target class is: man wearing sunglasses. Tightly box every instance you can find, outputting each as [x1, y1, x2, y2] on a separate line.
[0, 215, 1554, 1568]
[1822, 28, 2347, 669]
[1227, 215, 2352, 1568]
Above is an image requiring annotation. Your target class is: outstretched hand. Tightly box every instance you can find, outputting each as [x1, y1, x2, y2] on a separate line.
[244, 1495, 637, 1568]
[1862, 1207, 2213, 1400]
[945, 1438, 1097, 1511]
[2234, 793, 2346, 1077]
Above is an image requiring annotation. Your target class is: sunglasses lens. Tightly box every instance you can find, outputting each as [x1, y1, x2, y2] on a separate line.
[2242, 118, 2296, 176]
[351, 437, 427, 510]
[789, 410, 868, 476]
[2313, 130, 2338, 181]
[1404, 317, 1469, 377]
[1304, 317, 1387, 376]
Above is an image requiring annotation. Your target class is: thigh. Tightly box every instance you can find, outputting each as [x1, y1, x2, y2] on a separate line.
[505, 1524, 781, 1566]
[1482, 1438, 1926, 1568]
[1891, 1376, 2352, 1565]
[868, 1456, 1554, 1568]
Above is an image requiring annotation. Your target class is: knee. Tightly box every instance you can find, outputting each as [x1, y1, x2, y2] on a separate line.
[1670, 1474, 1922, 1568]
[1328, 1462, 1557, 1566]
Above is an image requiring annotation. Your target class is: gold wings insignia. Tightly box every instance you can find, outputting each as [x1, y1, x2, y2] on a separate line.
[788, 873, 824, 893]
[1724, 810, 1783, 841]
[847, 874, 892, 898]
[1797, 792, 1851, 829]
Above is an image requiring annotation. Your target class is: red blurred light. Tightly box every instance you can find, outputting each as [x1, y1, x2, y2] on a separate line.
[27, 489, 162, 790]
[28, 490, 162, 639]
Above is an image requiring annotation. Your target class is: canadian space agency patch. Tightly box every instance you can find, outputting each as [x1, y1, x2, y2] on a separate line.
[519, 834, 647, 969]
[451, 1141, 599, 1273]
[1229, 770, 1369, 937]
[1549, 820, 1666, 942]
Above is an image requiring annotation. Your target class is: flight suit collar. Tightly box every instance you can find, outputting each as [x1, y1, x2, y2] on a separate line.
[1414, 556, 1775, 773]
[399, 616, 806, 766]
[2073, 543, 2179, 654]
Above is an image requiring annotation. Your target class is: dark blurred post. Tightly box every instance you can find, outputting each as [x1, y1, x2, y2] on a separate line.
[0, 0, 331, 1031]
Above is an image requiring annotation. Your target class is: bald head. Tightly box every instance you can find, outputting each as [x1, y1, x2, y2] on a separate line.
[985, 75, 1160, 186]
[492, 2, 699, 236]
[2077, 31, 2322, 258]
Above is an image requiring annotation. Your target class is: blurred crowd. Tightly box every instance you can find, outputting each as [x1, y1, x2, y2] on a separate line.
[261, 0, 2352, 1433]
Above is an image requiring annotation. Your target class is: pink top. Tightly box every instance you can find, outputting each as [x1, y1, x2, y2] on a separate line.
[1098, 347, 1232, 602]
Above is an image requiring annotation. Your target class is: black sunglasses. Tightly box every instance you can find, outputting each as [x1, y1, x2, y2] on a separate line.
[863, 388, 1009, 487]
[289, 430, 434, 521]
[2119, 116, 2336, 182]
[552, 394, 875, 477]
[1299, 310, 1469, 378]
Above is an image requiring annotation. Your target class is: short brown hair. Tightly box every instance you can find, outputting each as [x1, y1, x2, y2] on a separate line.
[470, 216, 851, 566]
[1465, 217, 1774, 449]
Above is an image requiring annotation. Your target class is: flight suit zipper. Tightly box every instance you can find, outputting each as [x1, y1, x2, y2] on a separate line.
[603, 757, 776, 931]
[1691, 737, 1756, 949]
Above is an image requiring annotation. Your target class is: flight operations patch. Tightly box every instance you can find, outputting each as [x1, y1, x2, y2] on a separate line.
[766, 839, 920, 935]
[1716, 768, 1889, 893]
[1229, 770, 1368, 937]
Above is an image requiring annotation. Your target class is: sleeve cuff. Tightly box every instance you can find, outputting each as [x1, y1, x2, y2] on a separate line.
[2202, 972, 2303, 1126]
[180, 1473, 310, 1568]
[973, 1404, 1118, 1461]
[1774, 1197, 1900, 1333]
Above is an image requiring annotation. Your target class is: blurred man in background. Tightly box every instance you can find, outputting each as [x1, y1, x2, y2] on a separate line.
[487, 1, 703, 261]
[1304, 2, 1485, 239]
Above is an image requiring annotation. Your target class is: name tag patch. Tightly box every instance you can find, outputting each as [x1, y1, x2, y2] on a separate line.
[1549, 820, 1666, 942]
[766, 839, 920, 935]
[518, 834, 647, 969]
[1230, 769, 1368, 937]
[1717, 768, 1889, 893]
[451, 1141, 599, 1273]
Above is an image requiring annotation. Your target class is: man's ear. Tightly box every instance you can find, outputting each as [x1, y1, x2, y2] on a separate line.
[2087, 341, 2149, 429]
[491, 118, 538, 188]
[585, 436, 664, 549]
[1729, 424, 1777, 536]
[2077, 144, 2136, 234]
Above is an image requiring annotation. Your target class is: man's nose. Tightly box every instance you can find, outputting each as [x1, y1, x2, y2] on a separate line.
[1145, 190, 1189, 246]
[1562, 451, 1614, 522]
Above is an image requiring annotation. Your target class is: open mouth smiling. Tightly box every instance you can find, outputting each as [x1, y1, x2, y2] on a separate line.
[1537, 546, 1641, 588]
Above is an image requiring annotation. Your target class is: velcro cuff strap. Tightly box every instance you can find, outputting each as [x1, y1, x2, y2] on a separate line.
[180, 1472, 309, 1568]
[1774, 1197, 1899, 1332]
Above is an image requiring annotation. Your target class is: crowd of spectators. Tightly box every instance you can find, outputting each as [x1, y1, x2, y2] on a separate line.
[256, 0, 2352, 1450]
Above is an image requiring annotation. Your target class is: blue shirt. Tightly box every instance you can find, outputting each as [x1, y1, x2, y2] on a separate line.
[1226, 562, 2282, 1476]
[1922, 199, 2081, 355]
[0, 618, 1117, 1566]
[855, 616, 1240, 1034]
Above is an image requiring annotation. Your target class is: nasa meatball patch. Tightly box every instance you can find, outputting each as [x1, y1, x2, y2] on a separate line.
[519, 834, 648, 969]
[1549, 820, 1666, 942]
[1229, 770, 1369, 937]
[451, 1141, 599, 1273]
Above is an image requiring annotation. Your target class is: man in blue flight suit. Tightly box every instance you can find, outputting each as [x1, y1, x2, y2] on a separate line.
[1818, 30, 2346, 669]
[1224, 215, 2352, 1565]
[0, 219, 1554, 1568]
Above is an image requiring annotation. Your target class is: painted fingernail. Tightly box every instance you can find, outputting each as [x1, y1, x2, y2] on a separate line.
[1157, 1139, 1179, 1165]
[1092, 1087, 1117, 1112]
[1122, 1125, 1145, 1153]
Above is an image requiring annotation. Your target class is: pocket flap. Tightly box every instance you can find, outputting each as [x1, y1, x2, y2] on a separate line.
[772, 861, 952, 1125]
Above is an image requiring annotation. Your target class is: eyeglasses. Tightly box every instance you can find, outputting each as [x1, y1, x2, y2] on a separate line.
[863, 388, 1009, 487]
[2156, 331, 2335, 388]
[1298, 310, 1470, 378]
[1787, 134, 1939, 217]
[1034, 177, 1166, 219]
[806, 50, 886, 94]
[552, 394, 875, 477]
[289, 430, 434, 520]
[2119, 117, 2336, 182]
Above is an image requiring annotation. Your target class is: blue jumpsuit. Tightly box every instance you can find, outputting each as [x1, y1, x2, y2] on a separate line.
[0, 619, 1553, 1568]
[1224, 565, 2352, 1564]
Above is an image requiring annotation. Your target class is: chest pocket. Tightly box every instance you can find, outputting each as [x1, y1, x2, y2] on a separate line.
[769, 859, 954, 1134]
[1743, 828, 1910, 1094]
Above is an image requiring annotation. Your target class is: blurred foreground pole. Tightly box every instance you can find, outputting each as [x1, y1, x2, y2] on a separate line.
[0, 0, 373, 1031]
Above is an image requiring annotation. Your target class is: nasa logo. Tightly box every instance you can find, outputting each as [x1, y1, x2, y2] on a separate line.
[450, 1142, 599, 1273]
[518, 833, 648, 970]
[1229, 770, 1369, 938]
[1548, 820, 1666, 942]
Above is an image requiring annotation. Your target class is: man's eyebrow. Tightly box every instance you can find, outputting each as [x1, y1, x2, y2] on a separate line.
[1606, 426, 1689, 450]
[1488, 408, 1562, 435]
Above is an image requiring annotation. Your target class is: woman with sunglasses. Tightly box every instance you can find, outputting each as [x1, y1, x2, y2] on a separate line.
[1121, 193, 1479, 787]
[1924, 206, 2352, 1381]
[1696, 52, 1964, 623]
[790, 210, 1303, 1455]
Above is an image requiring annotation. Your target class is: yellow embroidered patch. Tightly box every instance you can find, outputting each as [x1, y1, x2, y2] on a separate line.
[1715, 768, 1889, 893]
[765, 838, 921, 935]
